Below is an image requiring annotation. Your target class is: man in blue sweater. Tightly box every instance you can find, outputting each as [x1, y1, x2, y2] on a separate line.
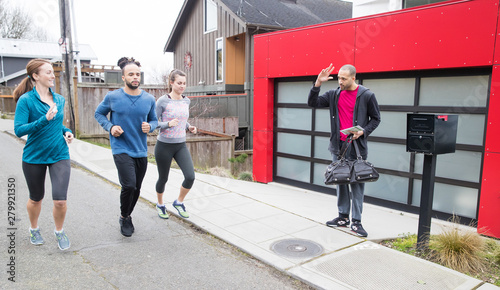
[95, 57, 158, 237]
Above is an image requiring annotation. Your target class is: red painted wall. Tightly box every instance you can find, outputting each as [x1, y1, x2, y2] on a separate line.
[252, 78, 274, 183]
[255, 0, 498, 79]
[253, 0, 500, 237]
[478, 65, 500, 238]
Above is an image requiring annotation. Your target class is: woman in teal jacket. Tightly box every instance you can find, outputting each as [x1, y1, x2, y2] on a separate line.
[14, 59, 74, 251]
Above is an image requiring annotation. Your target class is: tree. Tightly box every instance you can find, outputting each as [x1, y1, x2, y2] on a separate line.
[0, 0, 48, 40]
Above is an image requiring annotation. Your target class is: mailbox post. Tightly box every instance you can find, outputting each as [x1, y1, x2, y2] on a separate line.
[418, 154, 437, 251]
[406, 114, 458, 251]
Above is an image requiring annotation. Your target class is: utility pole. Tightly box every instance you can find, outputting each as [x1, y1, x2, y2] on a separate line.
[59, 0, 76, 133]
[69, 0, 82, 83]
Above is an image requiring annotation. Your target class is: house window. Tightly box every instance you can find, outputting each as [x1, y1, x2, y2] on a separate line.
[216, 38, 223, 82]
[403, 0, 447, 8]
[204, 0, 217, 33]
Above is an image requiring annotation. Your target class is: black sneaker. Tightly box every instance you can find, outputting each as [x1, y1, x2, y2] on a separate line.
[326, 217, 350, 227]
[351, 221, 368, 237]
[129, 216, 135, 233]
[119, 216, 133, 237]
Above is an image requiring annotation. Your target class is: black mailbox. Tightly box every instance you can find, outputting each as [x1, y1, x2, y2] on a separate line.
[406, 114, 458, 155]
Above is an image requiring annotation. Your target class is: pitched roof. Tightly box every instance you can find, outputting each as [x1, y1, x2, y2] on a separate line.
[221, 0, 352, 28]
[0, 38, 98, 61]
[164, 0, 352, 52]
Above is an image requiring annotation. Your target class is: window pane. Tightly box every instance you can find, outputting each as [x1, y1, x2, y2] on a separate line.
[277, 132, 311, 157]
[419, 75, 488, 107]
[276, 81, 338, 104]
[277, 108, 312, 130]
[412, 181, 478, 218]
[319, 81, 339, 92]
[205, 0, 217, 32]
[276, 157, 310, 183]
[363, 78, 415, 106]
[405, 0, 451, 8]
[414, 150, 482, 183]
[368, 142, 410, 172]
[314, 136, 331, 160]
[315, 109, 330, 132]
[277, 81, 311, 104]
[369, 111, 407, 139]
[364, 174, 409, 204]
[313, 162, 332, 188]
[216, 39, 222, 81]
[456, 114, 485, 146]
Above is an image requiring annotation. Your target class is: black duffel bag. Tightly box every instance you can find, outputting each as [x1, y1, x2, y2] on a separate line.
[324, 136, 353, 185]
[350, 139, 379, 183]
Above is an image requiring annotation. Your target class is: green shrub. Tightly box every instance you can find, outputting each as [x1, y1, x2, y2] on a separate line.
[392, 233, 418, 254]
[228, 153, 248, 164]
[238, 171, 253, 181]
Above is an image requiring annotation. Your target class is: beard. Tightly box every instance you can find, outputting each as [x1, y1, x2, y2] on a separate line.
[125, 80, 140, 90]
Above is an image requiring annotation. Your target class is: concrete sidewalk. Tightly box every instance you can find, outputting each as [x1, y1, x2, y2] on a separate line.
[1, 118, 497, 289]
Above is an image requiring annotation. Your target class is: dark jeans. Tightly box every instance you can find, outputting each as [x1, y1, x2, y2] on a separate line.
[113, 153, 148, 217]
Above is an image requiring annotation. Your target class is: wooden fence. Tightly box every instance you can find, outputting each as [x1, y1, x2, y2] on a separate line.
[76, 81, 246, 173]
[76, 84, 246, 138]
[145, 116, 240, 170]
[76, 83, 168, 142]
[0, 87, 15, 114]
[145, 125, 251, 175]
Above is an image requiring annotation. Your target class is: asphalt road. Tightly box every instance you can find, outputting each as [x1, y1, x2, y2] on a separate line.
[0, 131, 313, 290]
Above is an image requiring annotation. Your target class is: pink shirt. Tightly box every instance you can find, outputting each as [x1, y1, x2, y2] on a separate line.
[338, 88, 358, 141]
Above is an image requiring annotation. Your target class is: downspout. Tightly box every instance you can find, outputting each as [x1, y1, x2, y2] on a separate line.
[1, 55, 5, 85]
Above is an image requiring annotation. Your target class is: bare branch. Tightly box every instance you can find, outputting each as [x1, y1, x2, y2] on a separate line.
[0, 0, 48, 40]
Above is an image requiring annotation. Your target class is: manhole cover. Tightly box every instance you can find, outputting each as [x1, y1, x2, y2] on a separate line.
[271, 239, 323, 259]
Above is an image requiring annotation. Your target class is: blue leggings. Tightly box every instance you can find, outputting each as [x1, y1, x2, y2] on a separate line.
[155, 141, 195, 193]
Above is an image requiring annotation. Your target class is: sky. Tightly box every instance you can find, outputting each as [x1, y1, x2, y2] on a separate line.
[10, 0, 184, 83]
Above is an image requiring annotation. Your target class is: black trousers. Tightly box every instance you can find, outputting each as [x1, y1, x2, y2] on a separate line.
[113, 153, 148, 217]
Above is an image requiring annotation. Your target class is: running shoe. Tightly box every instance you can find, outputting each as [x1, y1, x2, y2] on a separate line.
[351, 221, 368, 237]
[119, 216, 134, 237]
[54, 230, 71, 250]
[173, 200, 189, 218]
[29, 228, 44, 245]
[326, 217, 350, 227]
[156, 204, 169, 219]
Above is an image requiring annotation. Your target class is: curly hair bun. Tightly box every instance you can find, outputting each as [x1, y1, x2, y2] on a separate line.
[117, 57, 141, 69]
[117, 57, 128, 68]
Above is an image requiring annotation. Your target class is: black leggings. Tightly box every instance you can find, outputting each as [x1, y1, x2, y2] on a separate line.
[155, 141, 195, 193]
[22, 159, 71, 202]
